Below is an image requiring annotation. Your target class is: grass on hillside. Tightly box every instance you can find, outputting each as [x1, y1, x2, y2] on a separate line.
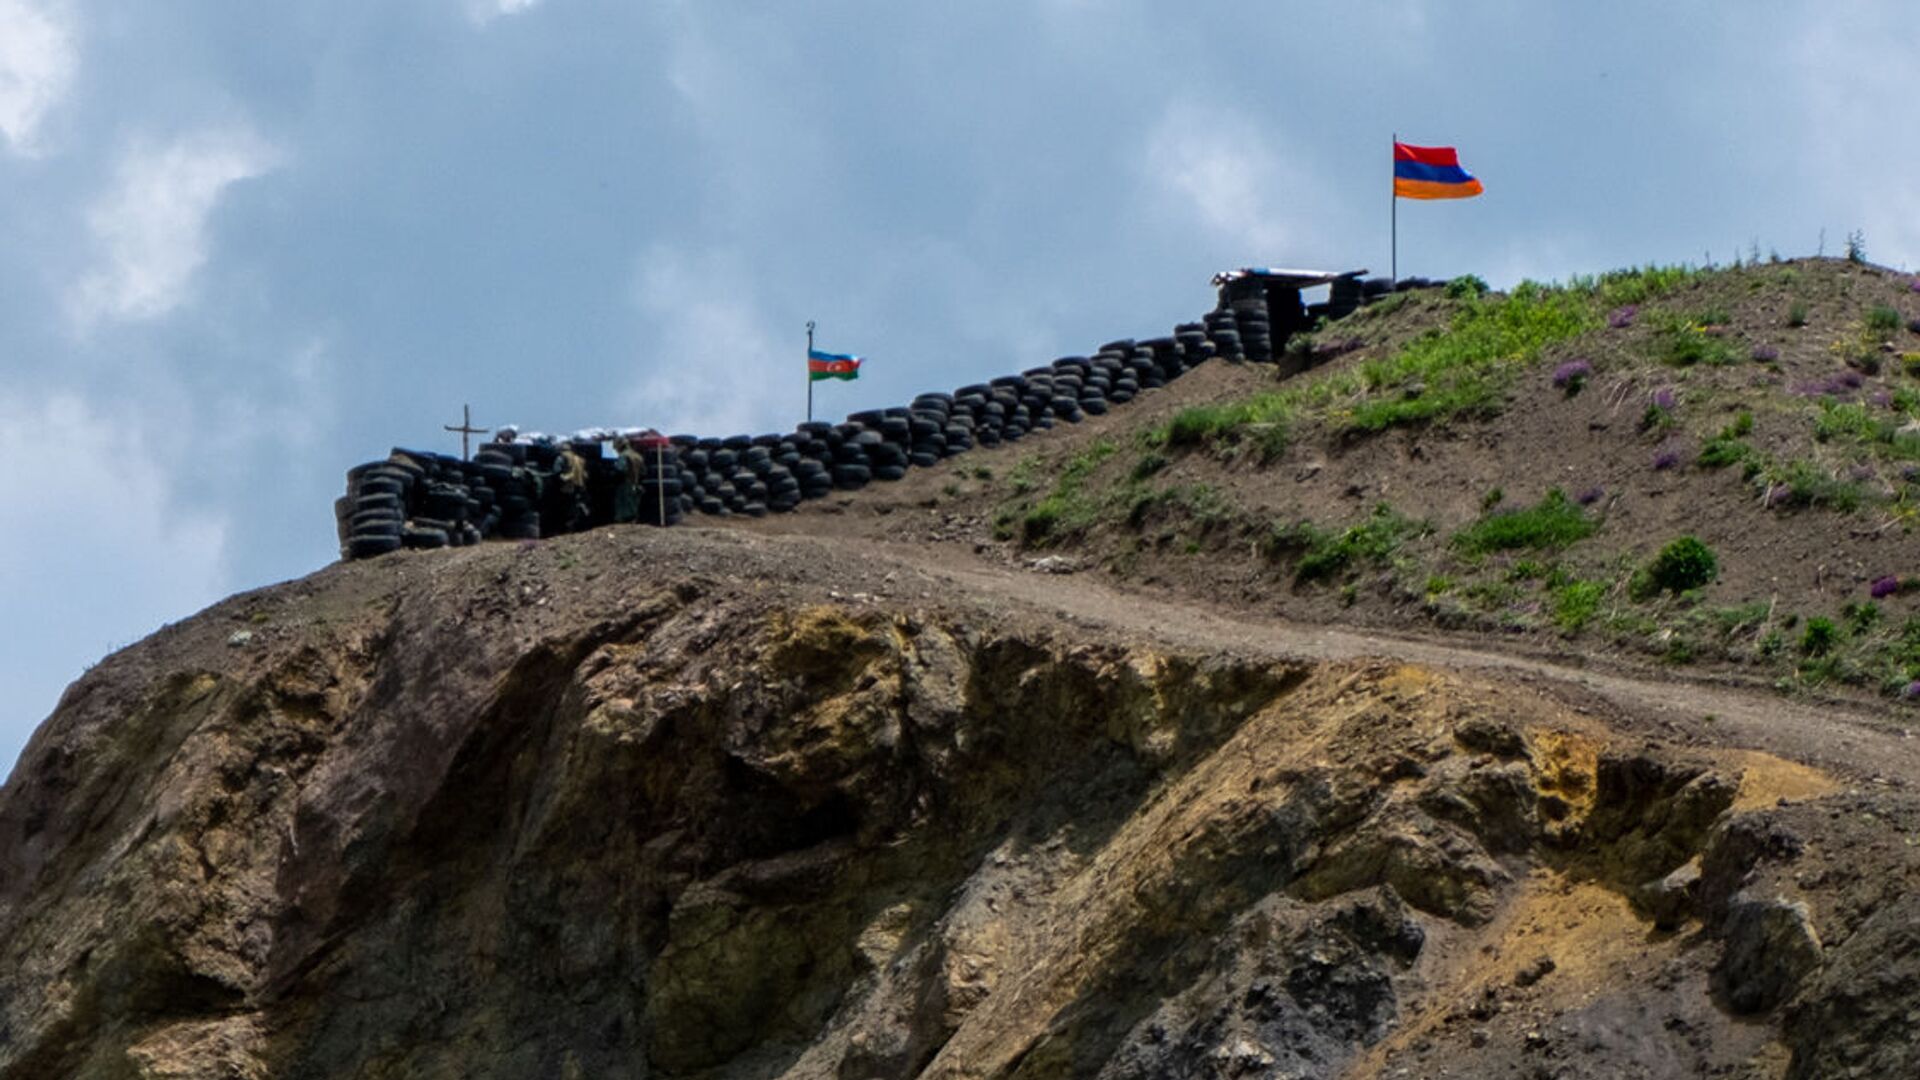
[992, 257, 1920, 704]
[1153, 265, 1705, 455]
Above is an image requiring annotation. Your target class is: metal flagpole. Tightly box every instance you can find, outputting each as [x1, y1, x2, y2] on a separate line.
[1390, 132, 1398, 287]
[806, 321, 816, 424]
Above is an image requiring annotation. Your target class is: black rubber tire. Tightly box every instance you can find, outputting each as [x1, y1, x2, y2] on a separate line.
[348, 534, 402, 559]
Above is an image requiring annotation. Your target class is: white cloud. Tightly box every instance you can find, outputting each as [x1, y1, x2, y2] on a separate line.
[624, 246, 790, 435]
[1141, 101, 1321, 255]
[0, 0, 77, 155]
[468, 0, 543, 25]
[1790, 14, 1920, 270]
[0, 389, 229, 779]
[69, 129, 282, 328]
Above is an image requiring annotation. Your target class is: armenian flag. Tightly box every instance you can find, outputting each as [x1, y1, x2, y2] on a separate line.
[1393, 142, 1483, 200]
[807, 347, 862, 382]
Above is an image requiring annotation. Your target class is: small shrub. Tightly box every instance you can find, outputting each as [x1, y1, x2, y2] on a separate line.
[1800, 616, 1838, 657]
[1445, 274, 1490, 299]
[1787, 302, 1809, 328]
[1868, 305, 1903, 333]
[1845, 229, 1867, 264]
[1481, 486, 1504, 511]
[1637, 536, 1718, 596]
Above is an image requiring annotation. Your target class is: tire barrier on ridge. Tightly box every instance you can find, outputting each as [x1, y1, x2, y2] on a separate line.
[335, 275, 1435, 560]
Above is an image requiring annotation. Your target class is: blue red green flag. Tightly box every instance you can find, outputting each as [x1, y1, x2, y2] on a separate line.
[807, 347, 862, 382]
[1393, 142, 1483, 200]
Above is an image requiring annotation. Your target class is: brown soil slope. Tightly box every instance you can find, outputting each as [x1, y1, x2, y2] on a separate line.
[2, 525, 1917, 1079]
[753, 258, 1920, 709]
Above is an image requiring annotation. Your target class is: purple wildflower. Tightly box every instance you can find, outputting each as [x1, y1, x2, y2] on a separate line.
[1840, 370, 1865, 389]
[1652, 446, 1683, 471]
[1652, 387, 1677, 411]
[1552, 359, 1593, 392]
[1608, 305, 1638, 329]
[1906, 680, 1920, 701]
[1766, 484, 1792, 508]
[1750, 344, 1780, 362]
[1910, 277, 1920, 293]
[1872, 390, 1893, 407]
[1850, 464, 1876, 482]
[1576, 486, 1605, 506]
[1904, 465, 1920, 483]
[1871, 576, 1901, 600]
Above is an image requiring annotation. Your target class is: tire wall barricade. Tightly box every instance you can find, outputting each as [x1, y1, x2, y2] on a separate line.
[335, 277, 1438, 559]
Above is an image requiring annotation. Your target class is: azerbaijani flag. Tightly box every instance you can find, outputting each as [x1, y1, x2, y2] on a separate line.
[1393, 142, 1483, 200]
[808, 347, 862, 382]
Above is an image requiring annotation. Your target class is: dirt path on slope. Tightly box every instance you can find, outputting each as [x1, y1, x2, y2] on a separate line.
[713, 526, 1916, 790]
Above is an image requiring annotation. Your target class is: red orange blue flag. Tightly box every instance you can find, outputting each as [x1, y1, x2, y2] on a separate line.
[1393, 142, 1483, 200]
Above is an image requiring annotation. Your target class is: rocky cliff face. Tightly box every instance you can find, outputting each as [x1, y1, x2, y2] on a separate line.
[2, 528, 1915, 1079]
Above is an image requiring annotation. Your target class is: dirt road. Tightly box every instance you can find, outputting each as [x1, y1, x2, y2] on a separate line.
[714, 523, 1915, 788]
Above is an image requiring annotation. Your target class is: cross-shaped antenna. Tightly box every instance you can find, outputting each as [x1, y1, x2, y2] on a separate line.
[444, 403, 490, 461]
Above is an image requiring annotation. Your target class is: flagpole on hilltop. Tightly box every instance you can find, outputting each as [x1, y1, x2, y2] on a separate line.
[806, 320, 816, 424]
[1390, 132, 1398, 287]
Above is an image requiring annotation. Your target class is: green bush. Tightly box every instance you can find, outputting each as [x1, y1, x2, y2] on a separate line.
[1800, 616, 1838, 657]
[1445, 274, 1490, 299]
[1868, 305, 1903, 333]
[1638, 536, 1718, 596]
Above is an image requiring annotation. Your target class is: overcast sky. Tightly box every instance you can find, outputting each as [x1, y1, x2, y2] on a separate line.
[2, 0, 1914, 780]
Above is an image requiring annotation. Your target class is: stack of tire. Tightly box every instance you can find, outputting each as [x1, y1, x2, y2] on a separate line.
[1203, 310, 1243, 361]
[1229, 296, 1273, 363]
[337, 455, 420, 559]
[337, 288, 1354, 559]
[830, 424, 875, 491]
[476, 441, 541, 539]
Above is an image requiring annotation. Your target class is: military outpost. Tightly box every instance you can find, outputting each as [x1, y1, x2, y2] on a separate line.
[336, 269, 1436, 559]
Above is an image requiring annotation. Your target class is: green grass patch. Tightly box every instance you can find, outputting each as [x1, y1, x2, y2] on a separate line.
[1771, 459, 1867, 511]
[1125, 482, 1234, 532]
[1576, 264, 1705, 307]
[1266, 505, 1428, 584]
[1153, 279, 1605, 449]
[1868, 305, 1903, 333]
[1551, 579, 1607, 632]
[1813, 401, 1920, 460]
[1019, 440, 1119, 544]
[1653, 314, 1742, 366]
[1157, 400, 1292, 461]
[1451, 488, 1598, 557]
[1699, 412, 1761, 470]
